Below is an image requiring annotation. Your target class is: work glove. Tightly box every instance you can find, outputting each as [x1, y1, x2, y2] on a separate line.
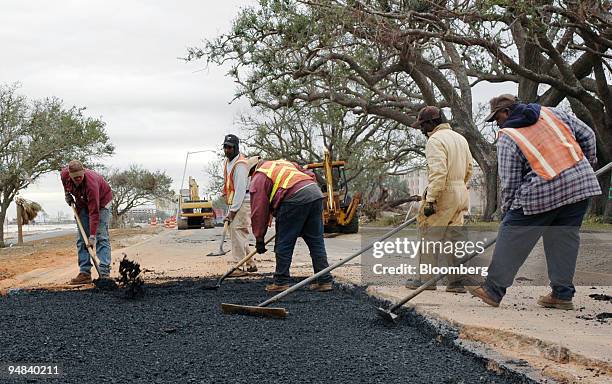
[65, 193, 75, 206]
[224, 211, 237, 224]
[255, 238, 267, 254]
[88, 235, 96, 249]
[423, 202, 436, 217]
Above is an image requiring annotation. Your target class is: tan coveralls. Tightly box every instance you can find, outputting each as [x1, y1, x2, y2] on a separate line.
[225, 157, 255, 269]
[416, 123, 473, 285]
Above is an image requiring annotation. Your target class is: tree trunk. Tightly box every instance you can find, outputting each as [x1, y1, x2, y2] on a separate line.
[462, 133, 498, 221]
[0, 202, 9, 248]
[567, 97, 612, 221]
[482, 164, 499, 221]
[111, 211, 122, 229]
[16, 204, 23, 245]
[599, 172, 612, 223]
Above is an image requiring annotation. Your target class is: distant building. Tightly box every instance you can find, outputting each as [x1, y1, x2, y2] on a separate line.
[400, 165, 485, 216]
[128, 206, 156, 215]
[125, 206, 157, 224]
[400, 167, 428, 198]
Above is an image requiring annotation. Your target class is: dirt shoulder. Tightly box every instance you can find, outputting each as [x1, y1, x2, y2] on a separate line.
[0, 226, 162, 294]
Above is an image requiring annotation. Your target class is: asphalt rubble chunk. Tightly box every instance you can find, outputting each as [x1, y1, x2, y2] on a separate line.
[0, 278, 534, 384]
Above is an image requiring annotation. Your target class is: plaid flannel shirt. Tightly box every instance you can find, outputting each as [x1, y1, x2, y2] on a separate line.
[497, 107, 602, 215]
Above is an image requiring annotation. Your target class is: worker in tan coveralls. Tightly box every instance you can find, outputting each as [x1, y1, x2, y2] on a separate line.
[406, 106, 474, 293]
[222, 134, 257, 277]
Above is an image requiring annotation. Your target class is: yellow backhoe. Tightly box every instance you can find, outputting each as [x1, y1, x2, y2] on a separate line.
[305, 150, 361, 234]
[177, 177, 215, 230]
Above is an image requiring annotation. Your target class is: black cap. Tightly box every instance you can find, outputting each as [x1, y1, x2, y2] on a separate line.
[223, 134, 240, 147]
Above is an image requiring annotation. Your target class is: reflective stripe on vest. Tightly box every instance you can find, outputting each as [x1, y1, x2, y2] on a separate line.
[499, 107, 584, 181]
[223, 154, 248, 205]
[255, 160, 313, 202]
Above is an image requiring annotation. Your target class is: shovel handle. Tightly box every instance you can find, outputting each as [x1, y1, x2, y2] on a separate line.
[71, 204, 102, 277]
[218, 221, 229, 249]
[218, 234, 276, 283]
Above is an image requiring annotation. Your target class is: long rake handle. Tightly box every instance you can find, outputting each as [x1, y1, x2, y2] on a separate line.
[258, 216, 418, 307]
[389, 161, 611, 311]
[217, 235, 276, 284]
[71, 204, 102, 278]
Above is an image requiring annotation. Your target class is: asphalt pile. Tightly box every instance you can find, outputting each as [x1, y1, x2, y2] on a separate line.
[117, 256, 144, 299]
[0, 278, 529, 384]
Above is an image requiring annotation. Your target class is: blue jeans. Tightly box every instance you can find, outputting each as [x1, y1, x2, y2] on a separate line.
[484, 199, 589, 302]
[76, 207, 112, 276]
[273, 199, 332, 285]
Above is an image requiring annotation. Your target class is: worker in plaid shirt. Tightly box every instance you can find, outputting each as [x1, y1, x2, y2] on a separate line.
[469, 94, 602, 310]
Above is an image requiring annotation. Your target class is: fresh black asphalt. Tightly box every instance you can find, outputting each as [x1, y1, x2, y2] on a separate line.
[0, 278, 530, 383]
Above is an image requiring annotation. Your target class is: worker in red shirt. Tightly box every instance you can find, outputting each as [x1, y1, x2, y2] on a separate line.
[61, 160, 113, 285]
[249, 158, 333, 293]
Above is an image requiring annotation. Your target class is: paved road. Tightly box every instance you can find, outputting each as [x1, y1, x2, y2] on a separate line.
[3, 224, 609, 383]
[0, 279, 529, 384]
[4, 229, 75, 246]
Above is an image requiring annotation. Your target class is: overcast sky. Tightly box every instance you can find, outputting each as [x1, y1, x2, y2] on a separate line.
[1, 1, 515, 221]
[1, 0, 256, 220]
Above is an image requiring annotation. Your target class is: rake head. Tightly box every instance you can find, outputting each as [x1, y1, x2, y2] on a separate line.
[221, 303, 288, 319]
[376, 306, 399, 324]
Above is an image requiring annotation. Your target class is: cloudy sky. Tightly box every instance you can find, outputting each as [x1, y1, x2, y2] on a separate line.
[1, 0, 256, 219]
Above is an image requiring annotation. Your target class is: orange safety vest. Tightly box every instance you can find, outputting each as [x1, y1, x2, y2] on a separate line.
[255, 160, 313, 202]
[223, 154, 248, 205]
[499, 107, 584, 181]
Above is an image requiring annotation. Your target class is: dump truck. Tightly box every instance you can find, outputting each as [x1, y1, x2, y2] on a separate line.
[177, 177, 215, 230]
[305, 150, 361, 233]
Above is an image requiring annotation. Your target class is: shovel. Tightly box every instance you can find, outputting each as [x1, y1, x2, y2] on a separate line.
[220, 216, 418, 319]
[377, 161, 612, 323]
[201, 234, 276, 290]
[71, 204, 117, 291]
[207, 221, 229, 256]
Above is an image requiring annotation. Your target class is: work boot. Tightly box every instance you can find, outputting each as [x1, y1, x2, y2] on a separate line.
[445, 283, 467, 293]
[69, 272, 92, 285]
[468, 286, 500, 307]
[309, 282, 333, 292]
[228, 269, 248, 278]
[405, 279, 436, 291]
[246, 265, 258, 273]
[537, 293, 574, 310]
[265, 283, 289, 293]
